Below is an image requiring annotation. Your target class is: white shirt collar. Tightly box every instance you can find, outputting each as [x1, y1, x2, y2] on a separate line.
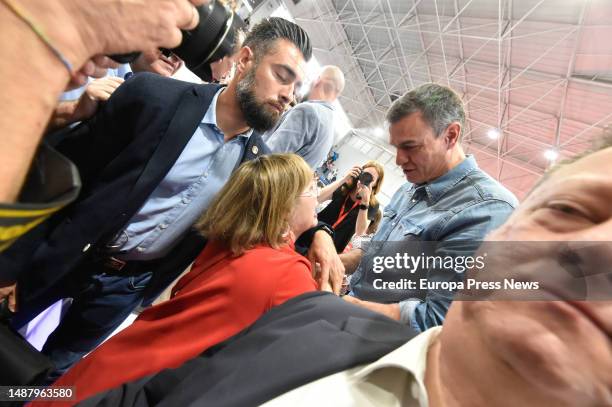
[352, 326, 442, 405]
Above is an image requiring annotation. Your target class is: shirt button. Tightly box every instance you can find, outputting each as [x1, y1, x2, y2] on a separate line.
[203, 172, 209, 178]
[159, 223, 168, 229]
[183, 198, 191, 204]
[82, 243, 91, 252]
[136, 247, 145, 252]
[392, 222, 397, 226]
[412, 199, 416, 202]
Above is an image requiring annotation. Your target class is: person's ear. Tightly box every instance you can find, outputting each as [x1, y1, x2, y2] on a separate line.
[235, 46, 254, 76]
[445, 122, 461, 148]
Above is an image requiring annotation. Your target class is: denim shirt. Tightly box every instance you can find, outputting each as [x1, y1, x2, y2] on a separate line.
[350, 155, 518, 332]
[263, 100, 335, 169]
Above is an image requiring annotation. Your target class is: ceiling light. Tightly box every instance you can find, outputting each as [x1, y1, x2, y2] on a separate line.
[544, 149, 558, 161]
[487, 128, 500, 140]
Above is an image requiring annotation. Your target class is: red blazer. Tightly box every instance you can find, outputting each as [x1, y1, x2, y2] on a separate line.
[43, 241, 317, 405]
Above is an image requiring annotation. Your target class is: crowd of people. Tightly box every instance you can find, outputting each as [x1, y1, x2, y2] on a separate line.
[0, 1, 609, 406]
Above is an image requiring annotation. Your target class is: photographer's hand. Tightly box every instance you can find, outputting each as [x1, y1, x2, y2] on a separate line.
[354, 184, 371, 236]
[343, 166, 362, 183]
[18, 0, 209, 62]
[357, 183, 371, 203]
[67, 55, 119, 90]
[0, 0, 209, 201]
[318, 165, 361, 202]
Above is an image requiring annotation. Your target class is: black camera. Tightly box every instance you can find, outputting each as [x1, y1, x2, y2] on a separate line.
[355, 171, 373, 200]
[111, 0, 246, 82]
[358, 171, 374, 187]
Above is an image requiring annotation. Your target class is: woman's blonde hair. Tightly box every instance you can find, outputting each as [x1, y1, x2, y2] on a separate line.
[342, 160, 385, 208]
[197, 153, 312, 256]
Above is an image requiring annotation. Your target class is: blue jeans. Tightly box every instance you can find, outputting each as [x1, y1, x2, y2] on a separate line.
[41, 270, 152, 382]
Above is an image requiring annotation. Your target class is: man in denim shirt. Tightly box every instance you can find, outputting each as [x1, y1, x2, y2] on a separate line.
[343, 84, 518, 332]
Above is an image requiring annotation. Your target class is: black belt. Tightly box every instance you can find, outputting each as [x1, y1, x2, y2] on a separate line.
[94, 255, 163, 276]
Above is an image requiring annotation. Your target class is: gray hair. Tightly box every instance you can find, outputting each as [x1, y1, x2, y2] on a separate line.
[386, 83, 465, 138]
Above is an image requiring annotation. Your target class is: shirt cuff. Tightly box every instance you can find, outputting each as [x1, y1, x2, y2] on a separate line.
[398, 299, 421, 325]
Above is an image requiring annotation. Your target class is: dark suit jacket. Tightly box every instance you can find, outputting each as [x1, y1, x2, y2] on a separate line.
[3, 73, 269, 322]
[78, 292, 417, 407]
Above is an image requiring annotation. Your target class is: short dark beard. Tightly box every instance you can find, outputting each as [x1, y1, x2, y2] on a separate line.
[236, 66, 280, 132]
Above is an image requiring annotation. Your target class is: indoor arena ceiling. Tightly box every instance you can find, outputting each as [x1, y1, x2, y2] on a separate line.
[276, 0, 612, 199]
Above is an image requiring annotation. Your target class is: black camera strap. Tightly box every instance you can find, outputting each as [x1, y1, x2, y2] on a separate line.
[0, 142, 81, 252]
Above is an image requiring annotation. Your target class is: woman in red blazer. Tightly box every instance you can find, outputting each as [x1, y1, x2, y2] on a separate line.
[44, 154, 321, 405]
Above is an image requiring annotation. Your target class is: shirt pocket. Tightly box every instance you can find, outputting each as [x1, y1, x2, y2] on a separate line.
[382, 208, 397, 222]
[399, 218, 424, 240]
[376, 208, 398, 240]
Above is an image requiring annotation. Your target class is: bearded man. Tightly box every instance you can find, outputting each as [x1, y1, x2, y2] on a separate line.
[3, 17, 341, 381]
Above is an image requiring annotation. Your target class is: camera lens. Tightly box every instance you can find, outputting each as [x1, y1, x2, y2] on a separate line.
[109, 0, 246, 82]
[359, 172, 374, 187]
[172, 0, 246, 82]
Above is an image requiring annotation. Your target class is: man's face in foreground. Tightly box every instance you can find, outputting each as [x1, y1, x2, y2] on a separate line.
[236, 39, 305, 132]
[441, 147, 612, 406]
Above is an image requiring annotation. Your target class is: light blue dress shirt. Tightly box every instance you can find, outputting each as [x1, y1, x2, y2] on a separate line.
[349, 155, 518, 332]
[263, 100, 335, 169]
[108, 88, 252, 260]
[60, 64, 133, 101]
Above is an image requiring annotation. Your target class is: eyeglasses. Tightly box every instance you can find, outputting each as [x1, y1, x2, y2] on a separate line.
[298, 180, 319, 198]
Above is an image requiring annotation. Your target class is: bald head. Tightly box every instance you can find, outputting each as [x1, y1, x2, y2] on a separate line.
[308, 65, 345, 102]
[319, 65, 345, 93]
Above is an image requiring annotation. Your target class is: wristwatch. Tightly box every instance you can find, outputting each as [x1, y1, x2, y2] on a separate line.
[315, 223, 335, 238]
[358, 204, 369, 210]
